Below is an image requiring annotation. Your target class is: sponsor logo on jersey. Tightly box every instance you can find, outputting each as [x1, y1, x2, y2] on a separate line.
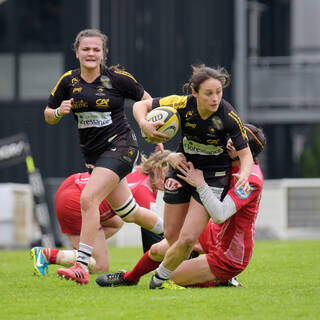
[165, 178, 182, 191]
[209, 127, 215, 134]
[185, 122, 196, 128]
[182, 137, 223, 156]
[206, 126, 217, 138]
[72, 77, 80, 86]
[122, 148, 136, 164]
[159, 95, 188, 109]
[214, 171, 226, 177]
[185, 134, 201, 142]
[101, 75, 112, 89]
[76, 111, 112, 129]
[185, 110, 194, 120]
[234, 184, 254, 199]
[96, 87, 106, 96]
[128, 148, 135, 157]
[96, 98, 110, 108]
[72, 99, 88, 109]
[207, 139, 220, 145]
[72, 87, 82, 94]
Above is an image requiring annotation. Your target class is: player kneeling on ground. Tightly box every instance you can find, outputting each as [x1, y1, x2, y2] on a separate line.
[96, 124, 265, 289]
[31, 150, 170, 277]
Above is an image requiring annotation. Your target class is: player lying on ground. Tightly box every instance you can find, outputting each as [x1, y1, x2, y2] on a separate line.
[31, 150, 170, 276]
[96, 124, 265, 289]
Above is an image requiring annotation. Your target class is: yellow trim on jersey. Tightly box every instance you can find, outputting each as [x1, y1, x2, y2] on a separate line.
[228, 111, 248, 140]
[113, 70, 137, 82]
[51, 70, 73, 96]
[159, 95, 188, 109]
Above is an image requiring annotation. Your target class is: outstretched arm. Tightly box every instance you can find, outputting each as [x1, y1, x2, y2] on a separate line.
[177, 162, 236, 224]
[235, 146, 253, 191]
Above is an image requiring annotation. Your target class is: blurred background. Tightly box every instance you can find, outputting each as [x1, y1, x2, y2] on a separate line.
[0, 0, 319, 247]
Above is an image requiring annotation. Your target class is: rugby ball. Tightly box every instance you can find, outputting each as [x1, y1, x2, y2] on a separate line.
[141, 106, 180, 143]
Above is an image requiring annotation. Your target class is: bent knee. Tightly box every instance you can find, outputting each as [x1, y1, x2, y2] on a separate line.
[149, 243, 165, 261]
[177, 234, 197, 250]
[80, 193, 99, 213]
[164, 229, 179, 245]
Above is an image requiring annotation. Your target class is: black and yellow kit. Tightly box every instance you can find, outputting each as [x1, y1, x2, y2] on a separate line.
[47, 68, 144, 177]
[47, 67, 144, 158]
[152, 94, 248, 203]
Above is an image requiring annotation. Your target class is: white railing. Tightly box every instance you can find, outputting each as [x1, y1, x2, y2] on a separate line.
[257, 178, 320, 239]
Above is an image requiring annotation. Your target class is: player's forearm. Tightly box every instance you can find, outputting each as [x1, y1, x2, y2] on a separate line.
[141, 90, 152, 100]
[239, 147, 254, 181]
[197, 183, 236, 223]
[44, 106, 61, 125]
[133, 100, 151, 126]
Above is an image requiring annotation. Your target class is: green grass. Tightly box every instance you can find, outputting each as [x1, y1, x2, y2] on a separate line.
[1, 240, 320, 320]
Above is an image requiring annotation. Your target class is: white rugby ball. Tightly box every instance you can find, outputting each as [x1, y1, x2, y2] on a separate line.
[141, 106, 180, 143]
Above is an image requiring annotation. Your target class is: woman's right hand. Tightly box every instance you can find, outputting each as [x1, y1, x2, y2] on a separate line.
[140, 119, 168, 143]
[167, 152, 188, 170]
[58, 98, 74, 116]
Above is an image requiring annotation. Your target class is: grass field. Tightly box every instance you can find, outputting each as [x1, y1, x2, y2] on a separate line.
[1, 240, 320, 320]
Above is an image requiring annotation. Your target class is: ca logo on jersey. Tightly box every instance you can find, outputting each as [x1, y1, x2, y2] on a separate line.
[96, 98, 110, 108]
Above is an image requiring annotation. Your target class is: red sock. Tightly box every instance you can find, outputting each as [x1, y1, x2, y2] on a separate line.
[185, 281, 217, 288]
[124, 250, 161, 283]
[43, 248, 59, 264]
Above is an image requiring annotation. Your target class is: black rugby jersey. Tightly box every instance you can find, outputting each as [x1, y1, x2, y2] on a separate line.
[152, 95, 248, 174]
[47, 68, 145, 157]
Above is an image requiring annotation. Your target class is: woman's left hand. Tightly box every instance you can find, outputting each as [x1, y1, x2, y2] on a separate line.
[177, 162, 206, 188]
[233, 173, 250, 192]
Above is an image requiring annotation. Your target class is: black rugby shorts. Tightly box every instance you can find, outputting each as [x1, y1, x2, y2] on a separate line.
[163, 168, 230, 205]
[84, 134, 139, 180]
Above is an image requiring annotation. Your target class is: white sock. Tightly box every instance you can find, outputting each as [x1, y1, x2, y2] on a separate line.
[76, 242, 93, 272]
[58, 250, 96, 273]
[58, 250, 76, 266]
[155, 263, 172, 282]
[150, 217, 164, 234]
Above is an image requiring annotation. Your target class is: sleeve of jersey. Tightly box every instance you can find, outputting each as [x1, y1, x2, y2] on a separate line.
[197, 183, 237, 224]
[47, 71, 71, 109]
[132, 185, 155, 209]
[228, 180, 260, 212]
[225, 104, 248, 151]
[113, 71, 145, 101]
[152, 95, 188, 109]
